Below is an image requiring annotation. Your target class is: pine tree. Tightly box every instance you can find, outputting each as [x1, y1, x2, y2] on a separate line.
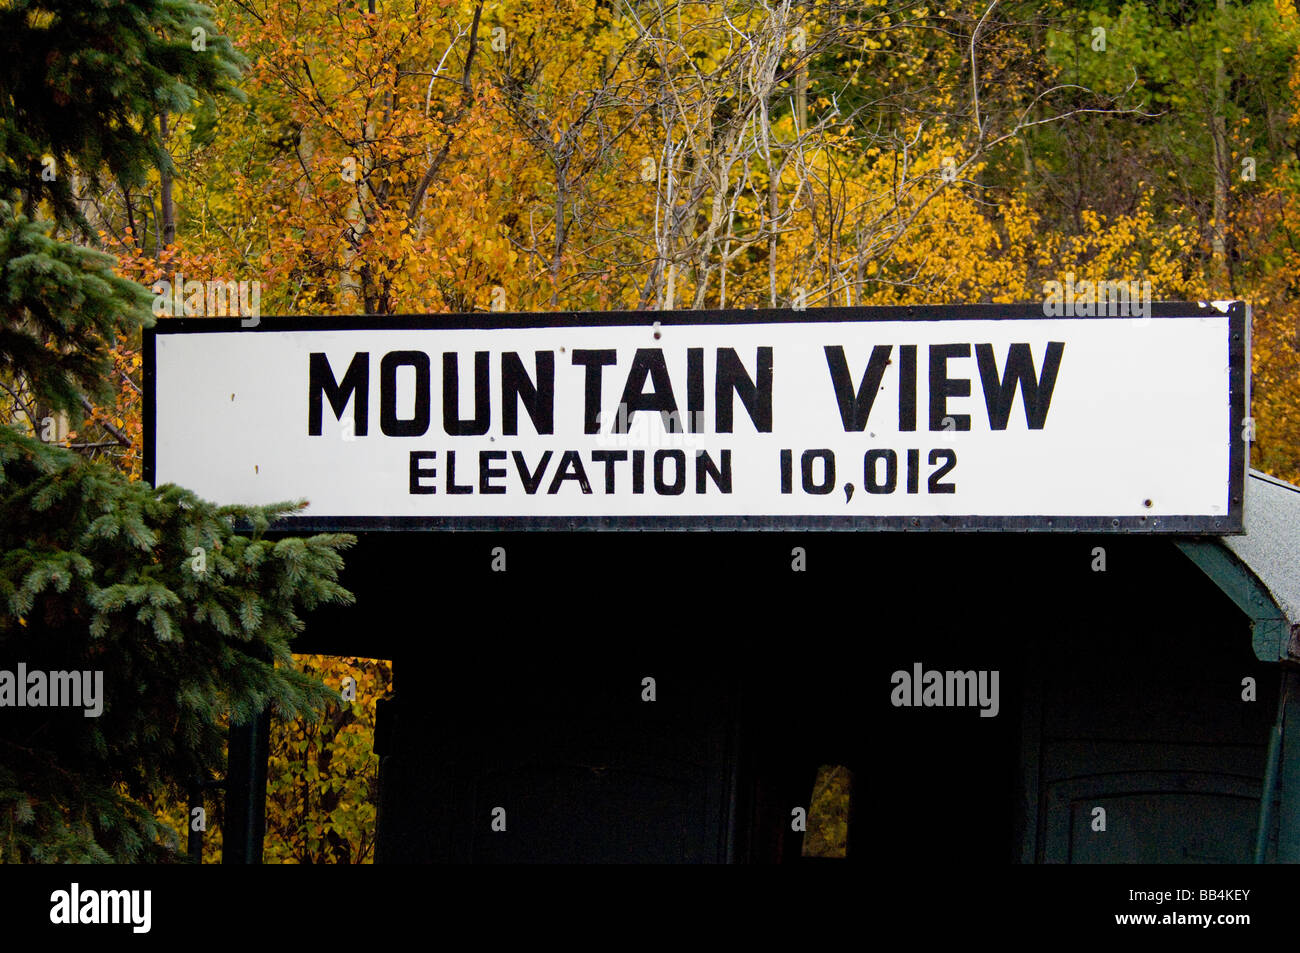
[0, 0, 244, 230]
[0, 1, 354, 862]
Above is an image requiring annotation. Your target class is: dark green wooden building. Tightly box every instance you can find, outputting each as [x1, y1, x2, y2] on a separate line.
[280, 470, 1300, 864]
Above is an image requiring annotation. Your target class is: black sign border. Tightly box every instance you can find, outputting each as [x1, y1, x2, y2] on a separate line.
[142, 302, 1248, 534]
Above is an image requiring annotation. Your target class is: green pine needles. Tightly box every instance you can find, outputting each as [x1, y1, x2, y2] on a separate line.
[0, 419, 355, 861]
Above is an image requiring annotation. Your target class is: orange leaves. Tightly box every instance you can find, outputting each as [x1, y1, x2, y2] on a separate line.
[191, 0, 621, 315]
[205, 0, 521, 313]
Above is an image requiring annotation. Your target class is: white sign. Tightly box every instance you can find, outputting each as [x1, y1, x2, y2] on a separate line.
[145, 306, 1246, 532]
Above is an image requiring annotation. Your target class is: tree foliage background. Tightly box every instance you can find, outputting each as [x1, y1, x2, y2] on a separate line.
[3, 0, 1299, 862]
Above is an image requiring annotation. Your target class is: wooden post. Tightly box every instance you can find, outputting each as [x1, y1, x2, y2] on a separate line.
[223, 708, 270, 864]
